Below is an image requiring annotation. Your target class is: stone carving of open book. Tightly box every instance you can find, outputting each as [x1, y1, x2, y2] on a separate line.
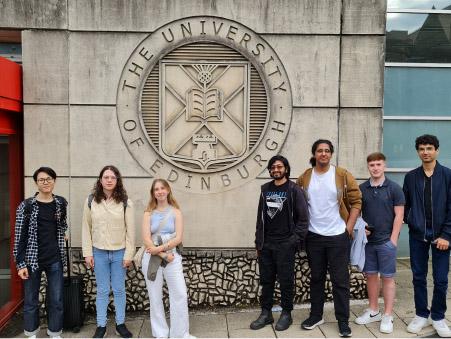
[187, 87, 223, 121]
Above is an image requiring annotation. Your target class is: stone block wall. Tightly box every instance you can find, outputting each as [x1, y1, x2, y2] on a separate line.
[38, 249, 366, 313]
[0, 0, 388, 249]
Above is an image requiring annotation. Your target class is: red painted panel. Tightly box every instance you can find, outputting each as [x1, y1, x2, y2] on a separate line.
[0, 96, 21, 112]
[0, 57, 23, 330]
[0, 57, 22, 105]
[0, 121, 24, 331]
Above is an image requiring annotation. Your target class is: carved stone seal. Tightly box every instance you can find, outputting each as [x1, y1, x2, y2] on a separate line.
[117, 16, 292, 193]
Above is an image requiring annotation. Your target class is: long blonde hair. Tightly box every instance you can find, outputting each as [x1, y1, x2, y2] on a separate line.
[145, 179, 180, 212]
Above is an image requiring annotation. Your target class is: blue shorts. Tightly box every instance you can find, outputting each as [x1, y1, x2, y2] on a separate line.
[363, 240, 397, 278]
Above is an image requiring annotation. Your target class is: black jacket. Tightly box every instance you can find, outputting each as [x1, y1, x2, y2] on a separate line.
[403, 161, 451, 242]
[255, 179, 309, 250]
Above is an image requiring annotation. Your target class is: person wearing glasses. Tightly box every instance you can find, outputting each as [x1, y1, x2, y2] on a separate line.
[82, 165, 135, 338]
[250, 155, 309, 332]
[13, 167, 68, 338]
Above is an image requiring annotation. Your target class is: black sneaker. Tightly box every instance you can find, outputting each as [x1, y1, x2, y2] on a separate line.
[338, 321, 352, 337]
[93, 326, 107, 338]
[115, 323, 133, 338]
[250, 309, 274, 330]
[301, 315, 324, 330]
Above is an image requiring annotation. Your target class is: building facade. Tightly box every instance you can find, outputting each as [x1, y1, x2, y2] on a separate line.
[384, 0, 451, 257]
[0, 0, 386, 319]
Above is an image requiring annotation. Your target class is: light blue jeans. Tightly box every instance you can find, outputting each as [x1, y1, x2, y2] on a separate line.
[93, 247, 126, 327]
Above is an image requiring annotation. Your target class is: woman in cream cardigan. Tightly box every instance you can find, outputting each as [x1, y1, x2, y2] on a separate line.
[82, 165, 135, 338]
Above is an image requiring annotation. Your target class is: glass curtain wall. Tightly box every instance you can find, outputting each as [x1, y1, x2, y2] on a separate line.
[384, 1, 451, 257]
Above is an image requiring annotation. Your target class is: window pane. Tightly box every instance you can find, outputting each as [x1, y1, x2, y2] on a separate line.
[388, 0, 451, 10]
[384, 67, 451, 116]
[0, 43, 22, 63]
[383, 120, 451, 168]
[386, 13, 451, 63]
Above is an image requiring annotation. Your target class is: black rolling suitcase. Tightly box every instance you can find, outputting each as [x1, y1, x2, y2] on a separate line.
[62, 240, 85, 332]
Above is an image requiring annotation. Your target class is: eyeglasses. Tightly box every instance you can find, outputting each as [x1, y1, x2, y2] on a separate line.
[270, 165, 285, 171]
[37, 177, 54, 184]
[102, 176, 117, 181]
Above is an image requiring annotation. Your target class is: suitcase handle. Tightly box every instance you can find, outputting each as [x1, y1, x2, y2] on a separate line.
[65, 239, 71, 279]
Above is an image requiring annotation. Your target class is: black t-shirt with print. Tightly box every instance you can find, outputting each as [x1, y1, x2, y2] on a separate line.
[264, 180, 291, 242]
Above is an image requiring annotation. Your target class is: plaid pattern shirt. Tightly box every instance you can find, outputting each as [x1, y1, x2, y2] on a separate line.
[13, 194, 68, 272]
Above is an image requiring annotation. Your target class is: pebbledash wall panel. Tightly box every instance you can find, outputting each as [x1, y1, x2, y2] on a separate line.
[2, 0, 386, 308]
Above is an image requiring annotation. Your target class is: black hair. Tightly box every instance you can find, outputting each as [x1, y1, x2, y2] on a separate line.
[415, 134, 439, 150]
[267, 155, 291, 179]
[309, 139, 334, 167]
[33, 167, 57, 182]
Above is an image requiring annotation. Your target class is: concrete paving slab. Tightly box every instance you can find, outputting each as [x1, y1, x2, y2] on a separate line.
[139, 319, 152, 338]
[392, 300, 416, 319]
[290, 308, 311, 326]
[322, 308, 356, 322]
[63, 322, 97, 338]
[195, 330, 229, 338]
[229, 326, 276, 338]
[319, 321, 375, 338]
[226, 311, 262, 330]
[189, 314, 228, 336]
[277, 326, 325, 338]
[365, 317, 416, 338]
[103, 318, 144, 338]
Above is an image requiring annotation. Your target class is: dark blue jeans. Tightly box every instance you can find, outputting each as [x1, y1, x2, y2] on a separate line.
[409, 234, 450, 321]
[23, 260, 64, 336]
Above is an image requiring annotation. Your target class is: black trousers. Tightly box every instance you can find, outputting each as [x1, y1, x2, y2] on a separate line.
[259, 240, 296, 312]
[306, 231, 350, 322]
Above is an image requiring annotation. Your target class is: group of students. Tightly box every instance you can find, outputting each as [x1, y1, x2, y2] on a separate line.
[13, 133, 451, 338]
[13, 165, 192, 338]
[251, 134, 451, 338]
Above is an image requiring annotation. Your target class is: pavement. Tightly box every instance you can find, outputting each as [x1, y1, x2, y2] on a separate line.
[1, 259, 449, 338]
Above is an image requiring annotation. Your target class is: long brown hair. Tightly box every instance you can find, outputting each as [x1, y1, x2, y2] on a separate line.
[145, 179, 180, 213]
[92, 165, 128, 204]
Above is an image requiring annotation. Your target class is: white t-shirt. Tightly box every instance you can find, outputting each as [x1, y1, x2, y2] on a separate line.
[307, 166, 346, 236]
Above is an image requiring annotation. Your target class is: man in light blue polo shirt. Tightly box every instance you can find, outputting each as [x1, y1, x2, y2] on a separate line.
[354, 152, 405, 334]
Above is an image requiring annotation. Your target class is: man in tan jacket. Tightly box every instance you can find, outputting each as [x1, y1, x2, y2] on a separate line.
[297, 139, 361, 338]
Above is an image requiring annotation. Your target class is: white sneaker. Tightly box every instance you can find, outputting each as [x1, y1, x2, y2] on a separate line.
[380, 314, 393, 334]
[407, 315, 429, 333]
[355, 308, 381, 325]
[432, 319, 451, 337]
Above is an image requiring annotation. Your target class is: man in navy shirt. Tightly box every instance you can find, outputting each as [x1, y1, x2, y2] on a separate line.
[403, 135, 451, 337]
[354, 152, 404, 334]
